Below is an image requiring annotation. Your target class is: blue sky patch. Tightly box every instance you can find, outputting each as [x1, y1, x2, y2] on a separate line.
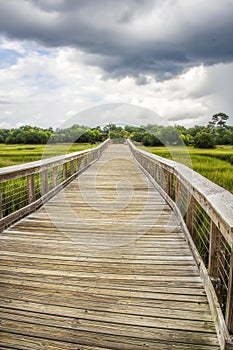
[0, 48, 24, 67]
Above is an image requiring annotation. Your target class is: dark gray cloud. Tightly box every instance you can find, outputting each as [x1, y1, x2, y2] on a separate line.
[0, 0, 233, 81]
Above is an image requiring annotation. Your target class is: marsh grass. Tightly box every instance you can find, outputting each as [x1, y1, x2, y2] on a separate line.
[0, 143, 98, 168]
[140, 145, 233, 193]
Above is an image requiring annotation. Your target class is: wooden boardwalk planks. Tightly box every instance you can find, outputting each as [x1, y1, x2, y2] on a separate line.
[0, 144, 220, 349]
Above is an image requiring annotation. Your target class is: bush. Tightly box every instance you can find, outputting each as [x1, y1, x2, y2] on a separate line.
[194, 132, 216, 148]
[142, 133, 162, 146]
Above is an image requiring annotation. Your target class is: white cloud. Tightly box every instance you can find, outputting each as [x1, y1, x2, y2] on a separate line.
[0, 38, 232, 129]
[0, 36, 26, 55]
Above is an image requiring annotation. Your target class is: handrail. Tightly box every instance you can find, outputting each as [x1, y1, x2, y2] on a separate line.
[0, 139, 111, 230]
[128, 139, 233, 349]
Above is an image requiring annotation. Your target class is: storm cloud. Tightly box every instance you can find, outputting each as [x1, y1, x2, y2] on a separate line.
[0, 0, 233, 81]
[0, 0, 232, 128]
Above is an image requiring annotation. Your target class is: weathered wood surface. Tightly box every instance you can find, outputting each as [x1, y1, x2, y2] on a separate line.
[0, 144, 220, 349]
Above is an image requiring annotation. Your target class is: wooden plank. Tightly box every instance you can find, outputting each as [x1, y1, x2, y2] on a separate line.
[0, 297, 212, 321]
[0, 318, 220, 347]
[0, 307, 216, 333]
[0, 287, 210, 313]
[0, 331, 219, 350]
[0, 279, 207, 303]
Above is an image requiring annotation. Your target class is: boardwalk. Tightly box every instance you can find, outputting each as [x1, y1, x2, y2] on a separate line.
[0, 144, 220, 349]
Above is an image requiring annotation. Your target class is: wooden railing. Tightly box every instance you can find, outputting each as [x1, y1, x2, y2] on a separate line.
[0, 139, 110, 231]
[128, 139, 233, 349]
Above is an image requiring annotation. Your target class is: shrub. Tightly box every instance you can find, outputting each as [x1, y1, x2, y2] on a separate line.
[194, 132, 216, 148]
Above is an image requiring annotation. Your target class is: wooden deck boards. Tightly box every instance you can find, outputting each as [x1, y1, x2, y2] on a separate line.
[0, 144, 220, 349]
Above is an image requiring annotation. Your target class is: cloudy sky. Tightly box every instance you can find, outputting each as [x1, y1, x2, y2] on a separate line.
[0, 0, 233, 128]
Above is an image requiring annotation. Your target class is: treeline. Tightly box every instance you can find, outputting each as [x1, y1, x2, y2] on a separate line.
[0, 124, 127, 145]
[0, 125, 108, 145]
[0, 125, 53, 144]
[0, 119, 233, 148]
[127, 114, 233, 148]
[49, 125, 108, 144]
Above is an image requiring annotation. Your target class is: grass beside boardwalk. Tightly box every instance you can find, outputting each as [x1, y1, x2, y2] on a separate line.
[0, 143, 99, 168]
[140, 145, 233, 193]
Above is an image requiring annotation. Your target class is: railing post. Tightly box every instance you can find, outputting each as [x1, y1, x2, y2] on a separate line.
[167, 172, 173, 197]
[81, 156, 85, 169]
[41, 169, 48, 196]
[84, 154, 88, 167]
[53, 166, 58, 188]
[208, 221, 219, 277]
[63, 163, 68, 180]
[76, 158, 80, 172]
[226, 248, 233, 333]
[79, 156, 83, 170]
[186, 195, 196, 238]
[70, 160, 75, 176]
[27, 174, 35, 204]
[161, 168, 166, 191]
[175, 178, 180, 206]
[158, 167, 162, 187]
[148, 159, 152, 175]
[150, 160, 153, 175]
[0, 189, 3, 219]
[208, 221, 223, 301]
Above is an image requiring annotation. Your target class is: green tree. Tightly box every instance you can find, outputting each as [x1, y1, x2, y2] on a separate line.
[159, 126, 183, 146]
[187, 125, 205, 137]
[194, 131, 215, 148]
[142, 133, 162, 146]
[142, 133, 154, 146]
[208, 112, 229, 129]
[132, 131, 147, 143]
